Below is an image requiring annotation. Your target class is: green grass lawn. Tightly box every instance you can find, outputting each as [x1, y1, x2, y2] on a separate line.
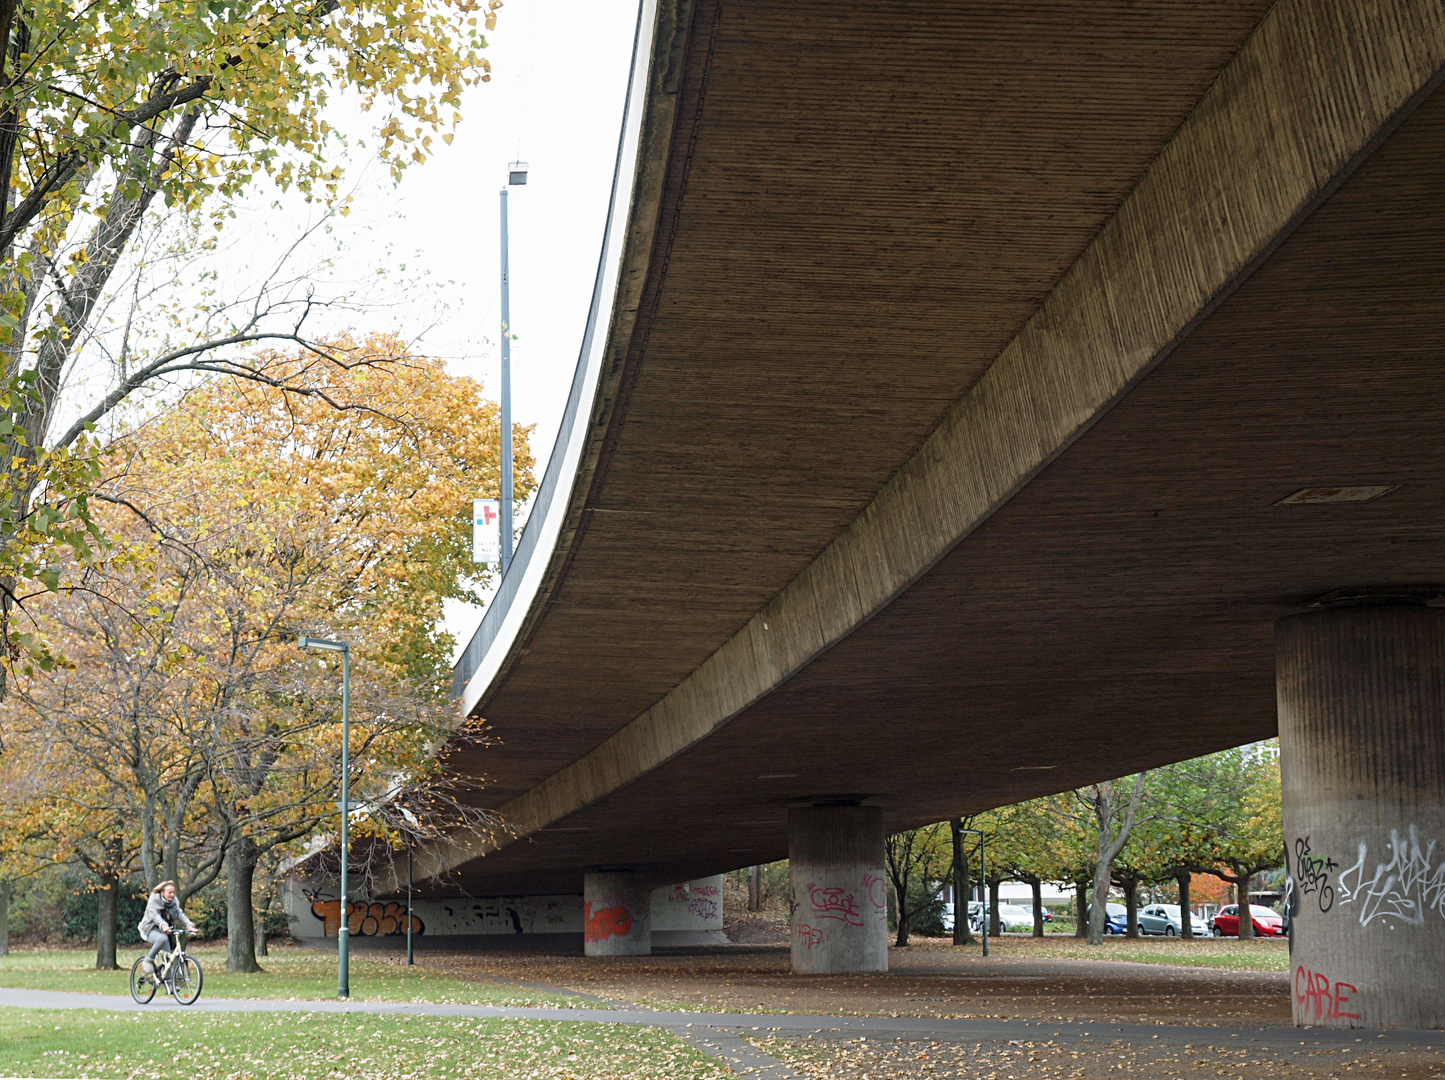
[905, 933, 1290, 971]
[0, 1008, 727, 1080]
[0, 946, 588, 1006]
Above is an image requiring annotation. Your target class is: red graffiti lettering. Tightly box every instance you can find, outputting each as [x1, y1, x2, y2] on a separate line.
[1311, 971, 1332, 1021]
[584, 902, 634, 943]
[1333, 981, 1360, 1021]
[796, 924, 823, 948]
[807, 883, 863, 926]
[1295, 965, 1361, 1022]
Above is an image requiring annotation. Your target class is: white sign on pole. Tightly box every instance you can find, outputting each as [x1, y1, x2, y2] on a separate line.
[473, 499, 500, 564]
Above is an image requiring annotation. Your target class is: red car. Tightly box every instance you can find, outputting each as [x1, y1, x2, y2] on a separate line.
[1210, 904, 1285, 937]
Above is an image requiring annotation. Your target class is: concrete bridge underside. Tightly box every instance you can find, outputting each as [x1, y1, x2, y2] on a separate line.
[419, 0, 1445, 922]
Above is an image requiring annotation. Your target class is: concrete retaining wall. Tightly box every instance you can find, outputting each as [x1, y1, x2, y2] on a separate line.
[283, 874, 724, 947]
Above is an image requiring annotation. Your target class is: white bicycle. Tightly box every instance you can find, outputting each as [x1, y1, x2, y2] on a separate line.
[130, 930, 203, 1005]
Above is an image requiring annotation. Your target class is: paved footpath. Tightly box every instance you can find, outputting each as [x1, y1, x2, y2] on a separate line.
[2, 987, 1440, 1079]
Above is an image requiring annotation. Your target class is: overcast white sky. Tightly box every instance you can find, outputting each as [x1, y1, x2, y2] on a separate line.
[377, 0, 639, 433]
[242, 0, 641, 658]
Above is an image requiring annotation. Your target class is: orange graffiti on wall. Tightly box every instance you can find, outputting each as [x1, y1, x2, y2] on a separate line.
[311, 899, 424, 938]
[583, 901, 633, 943]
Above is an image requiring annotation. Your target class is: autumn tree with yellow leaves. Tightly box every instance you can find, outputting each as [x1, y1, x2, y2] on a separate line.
[0, 0, 502, 684]
[2, 335, 527, 970]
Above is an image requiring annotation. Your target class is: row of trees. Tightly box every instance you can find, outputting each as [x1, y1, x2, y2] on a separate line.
[0, 338, 532, 972]
[885, 743, 1283, 946]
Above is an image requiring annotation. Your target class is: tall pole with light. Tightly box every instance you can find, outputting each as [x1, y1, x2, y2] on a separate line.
[299, 635, 351, 998]
[498, 160, 527, 575]
[955, 825, 989, 957]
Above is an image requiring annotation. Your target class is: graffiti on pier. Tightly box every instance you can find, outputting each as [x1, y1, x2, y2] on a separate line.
[807, 883, 863, 927]
[311, 899, 423, 938]
[1288, 836, 1336, 914]
[796, 923, 823, 949]
[667, 881, 719, 922]
[669, 882, 719, 902]
[1295, 965, 1360, 1022]
[864, 872, 887, 918]
[1336, 825, 1445, 928]
[688, 897, 718, 921]
[584, 902, 634, 943]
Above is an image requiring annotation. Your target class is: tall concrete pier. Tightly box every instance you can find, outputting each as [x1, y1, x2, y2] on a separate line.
[788, 806, 888, 974]
[583, 872, 652, 957]
[1278, 605, 1445, 1030]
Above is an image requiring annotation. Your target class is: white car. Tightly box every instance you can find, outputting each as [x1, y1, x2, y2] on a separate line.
[941, 900, 982, 933]
[1139, 903, 1210, 937]
[972, 902, 1036, 931]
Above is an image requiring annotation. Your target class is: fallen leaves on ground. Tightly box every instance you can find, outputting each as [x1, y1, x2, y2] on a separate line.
[752, 1035, 1445, 1080]
[0, 1009, 727, 1080]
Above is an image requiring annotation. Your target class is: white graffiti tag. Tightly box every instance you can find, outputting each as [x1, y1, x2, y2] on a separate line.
[1335, 825, 1445, 928]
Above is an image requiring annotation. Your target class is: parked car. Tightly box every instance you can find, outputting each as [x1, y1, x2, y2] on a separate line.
[1209, 904, 1286, 937]
[942, 900, 983, 933]
[967, 902, 1034, 932]
[995, 903, 1036, 931]
[1103, 902, 1128, 935]
[1139, 904, 1210, 937]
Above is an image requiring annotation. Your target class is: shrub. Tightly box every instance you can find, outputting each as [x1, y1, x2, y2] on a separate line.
[60, 873, 147, 945]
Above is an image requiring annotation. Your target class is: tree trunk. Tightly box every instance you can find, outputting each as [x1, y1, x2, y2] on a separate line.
[895, 882, 910, 947]
[0, 878, 9, 955]
[226, 837, 263, 973]
[255, 891, 270, 958]
[1088, 857, 1112, 945]
[1177, 872, 1193, 939]
[1124, 878, 1139, 938]
[953, 825, 973, 946]
[747, 865, 760, 912]
[1075, 882, 1088, 938]
[988, 877, 1002, 937]
[140, 791, 158, 892]
[1236, 876, 1254, 940]
[95, 873, 119, 970]
[1030, 877, 1044, 937]
[1085, 773, 1147, 945]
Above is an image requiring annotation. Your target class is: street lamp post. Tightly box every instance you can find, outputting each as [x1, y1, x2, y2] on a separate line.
[955, 825, 989, 957]
[299, 634, 351, 998]
[498, 161, 526, 576]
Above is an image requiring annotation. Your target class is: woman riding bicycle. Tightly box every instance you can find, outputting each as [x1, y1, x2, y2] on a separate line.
[137, 880, 198, 975]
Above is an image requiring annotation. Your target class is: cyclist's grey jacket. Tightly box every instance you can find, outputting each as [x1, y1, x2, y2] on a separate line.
[137, 893, 197, 939]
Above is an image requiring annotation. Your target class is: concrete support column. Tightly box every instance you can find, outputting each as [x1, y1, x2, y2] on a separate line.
[789, 805, 888, 973]
[583, 872, 651, 957]
[1277, 605, 1445, 1030]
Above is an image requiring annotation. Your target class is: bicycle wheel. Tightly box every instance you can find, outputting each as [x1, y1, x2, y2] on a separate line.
[129, 957, 156, 1005]
[171, 955, 203, 1005]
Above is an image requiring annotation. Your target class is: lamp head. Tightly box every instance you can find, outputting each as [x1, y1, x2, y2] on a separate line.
[298, 635, 348, 653]
[507, 160, 528, 185]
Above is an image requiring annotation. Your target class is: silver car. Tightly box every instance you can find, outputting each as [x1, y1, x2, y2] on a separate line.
[1139, 903, 1209, 937]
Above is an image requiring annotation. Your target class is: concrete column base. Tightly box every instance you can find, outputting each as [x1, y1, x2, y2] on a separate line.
[1277, 604, 1445, 1030]
[583, 872, 651, 956]
[789, 805, 888, 973]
